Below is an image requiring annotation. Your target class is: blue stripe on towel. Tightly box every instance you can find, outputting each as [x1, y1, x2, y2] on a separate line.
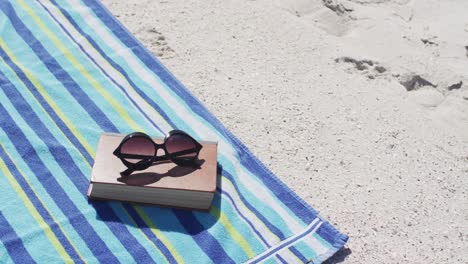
[0, 212, 35, 264]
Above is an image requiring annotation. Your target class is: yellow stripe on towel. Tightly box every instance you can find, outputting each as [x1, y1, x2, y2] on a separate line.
[210, 205, 256, 258]
[134, 206, 185, 264]
[0, 145, 86, 264]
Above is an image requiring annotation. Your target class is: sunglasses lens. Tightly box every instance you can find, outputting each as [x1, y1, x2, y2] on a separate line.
[120, 136, 155, 164]
[165, 134, 198, 160]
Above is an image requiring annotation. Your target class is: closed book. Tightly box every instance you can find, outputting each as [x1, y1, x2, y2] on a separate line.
[87, 133, 218, 211]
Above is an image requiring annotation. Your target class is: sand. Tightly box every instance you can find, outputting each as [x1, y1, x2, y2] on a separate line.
[101, 0, 468, 263]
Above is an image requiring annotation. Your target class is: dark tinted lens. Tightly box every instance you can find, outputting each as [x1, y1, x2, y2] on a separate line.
[165, 134, 198, 159]
[120, 136, 155, 164]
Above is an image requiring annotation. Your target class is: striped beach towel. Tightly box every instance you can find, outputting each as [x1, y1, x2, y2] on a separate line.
[0, 0, 348, 263]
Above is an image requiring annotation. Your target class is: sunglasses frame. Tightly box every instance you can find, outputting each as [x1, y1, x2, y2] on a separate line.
[113, 130, 203, 176]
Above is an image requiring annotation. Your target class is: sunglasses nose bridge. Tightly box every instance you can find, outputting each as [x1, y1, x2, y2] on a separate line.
[153, 143, 166, 156]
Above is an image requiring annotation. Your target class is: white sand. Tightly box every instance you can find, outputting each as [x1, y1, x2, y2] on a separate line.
[102, 0, 467, 263]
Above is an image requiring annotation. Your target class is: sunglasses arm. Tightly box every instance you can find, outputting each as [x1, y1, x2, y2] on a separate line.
[173, 147, 200, 157]
[121, 167, 135, 177]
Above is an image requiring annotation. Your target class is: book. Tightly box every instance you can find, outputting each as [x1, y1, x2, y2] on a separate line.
[87, 133, 218, 211]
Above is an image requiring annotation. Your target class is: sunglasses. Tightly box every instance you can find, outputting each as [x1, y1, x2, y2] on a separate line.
[113, 130, 203, 176]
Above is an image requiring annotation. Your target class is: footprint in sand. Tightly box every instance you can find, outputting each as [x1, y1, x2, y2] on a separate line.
[335, 56, 387, 79]
[141, 28, 175, 58]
